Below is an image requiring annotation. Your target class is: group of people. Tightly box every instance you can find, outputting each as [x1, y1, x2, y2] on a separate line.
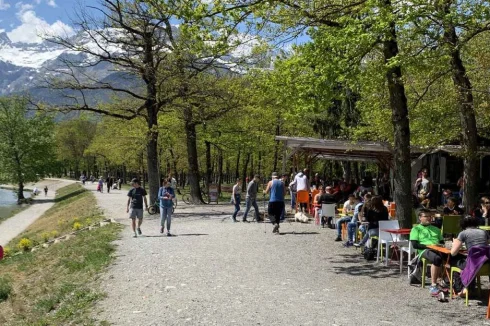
[96, 176, 122, 193]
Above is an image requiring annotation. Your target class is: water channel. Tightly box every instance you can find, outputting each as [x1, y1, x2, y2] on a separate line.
[0, 188, 31, 220]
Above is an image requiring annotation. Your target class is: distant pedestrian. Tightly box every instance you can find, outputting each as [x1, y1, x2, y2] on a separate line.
[242, 175, 262, 222]
[265, 172, 286, 234]
[289, 169, 310, 212]
[231, 178, 242, 223]
[158, 178, 175, 236]
[98, 177, 104, 193]
[107, 176, 113, 193]
[127, 178, 148, 238]
[118, 178, 122, 190]
[44, 186, 48, 197]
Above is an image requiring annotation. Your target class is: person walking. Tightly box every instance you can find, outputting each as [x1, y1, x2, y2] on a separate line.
[126, 178, 148, 238]
[265, 172, 287, 234]
[158, 178, 175, 236]
[289, 169, 310, 212]
[243, 174, 262, 222]
[231, 178, 242, 222]
[44, 186, 48, 197]
[98, 177, 104, 193]
[107, 176, 113, 193]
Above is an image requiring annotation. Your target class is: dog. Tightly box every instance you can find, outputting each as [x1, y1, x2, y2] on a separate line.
[294, 211, 309, 223]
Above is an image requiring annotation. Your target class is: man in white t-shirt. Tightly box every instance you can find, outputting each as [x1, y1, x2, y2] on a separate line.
[289, 169, 310, 212]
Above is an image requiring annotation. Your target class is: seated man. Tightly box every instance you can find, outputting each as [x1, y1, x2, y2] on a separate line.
[442, 197, 464, 216]
[335, 194, 358, 242]
[409, 209, 445, 296]
[344, 193, 372, 247]
[318, 186, 337, 228]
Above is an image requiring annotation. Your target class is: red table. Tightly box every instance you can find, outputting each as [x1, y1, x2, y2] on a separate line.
[381, 229, 412, 266]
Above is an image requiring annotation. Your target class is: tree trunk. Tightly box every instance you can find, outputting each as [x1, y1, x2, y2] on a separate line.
[382, 1, 412, 229]
[183, 108, 204, 204]
[442, 8, 479, 213]
[205, 140, 212, 191]
[217, 149, 223, 194]
[235, 150, 241, 179]
[241, 153, 251, 192]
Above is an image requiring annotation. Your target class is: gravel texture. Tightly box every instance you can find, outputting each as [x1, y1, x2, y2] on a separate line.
[89, 184, 490, 326]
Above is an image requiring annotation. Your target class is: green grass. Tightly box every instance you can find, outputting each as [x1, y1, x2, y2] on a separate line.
[0, 184, 122, 326]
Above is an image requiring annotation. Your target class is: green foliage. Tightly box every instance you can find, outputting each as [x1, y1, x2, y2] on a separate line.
[0, 276, 12, 302]
[17, 238, 33, 251]
[0, 96, 55, 187]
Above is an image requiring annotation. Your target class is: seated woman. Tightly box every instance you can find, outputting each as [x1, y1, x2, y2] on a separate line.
[344, 192, 372, 247]
[354, 195, 388, 248]
[473, 196, 490, 226]
[409, 209, 445, 296]
[450, 215, 490, 297]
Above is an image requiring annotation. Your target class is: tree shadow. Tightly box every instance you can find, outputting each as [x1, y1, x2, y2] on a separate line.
[328, 253, 402, 279]
[54, 189, 86, 202]
[279, 232, 320, 235]
[142, 233, 208, 237]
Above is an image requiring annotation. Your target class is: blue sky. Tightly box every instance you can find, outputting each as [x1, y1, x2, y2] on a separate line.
[0, 0, 98, 42]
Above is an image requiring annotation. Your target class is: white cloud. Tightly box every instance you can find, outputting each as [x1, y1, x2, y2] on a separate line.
[7, 9, 75, 43]
[0, 0, 10, 10]
[47, 0, 56, 7]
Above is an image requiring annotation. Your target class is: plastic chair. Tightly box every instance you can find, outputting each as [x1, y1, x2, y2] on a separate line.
[442, 215, 461, 238]
[296, 190, 310, 213]
[377, 220, 408, 265]
[320, 204, 336, 227]
[450, 263, 490, 305]
[421, 258, 431, 288]
[399, 241, 414, 275]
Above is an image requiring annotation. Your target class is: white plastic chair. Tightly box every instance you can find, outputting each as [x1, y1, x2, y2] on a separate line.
[399, 241, 414, 276]
[377, 220, 408, 266]
[321, 204, 336, 227]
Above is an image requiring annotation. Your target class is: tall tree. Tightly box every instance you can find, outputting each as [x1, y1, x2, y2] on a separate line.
[0, 97, 55, 202]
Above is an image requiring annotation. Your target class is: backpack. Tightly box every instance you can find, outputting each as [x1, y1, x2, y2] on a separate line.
[363, 238, 378, 261]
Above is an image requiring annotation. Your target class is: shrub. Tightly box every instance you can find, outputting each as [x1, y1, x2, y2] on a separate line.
[0, 276, 12, 302]
[3, 246, 11, 257]
[41, 232, 51, 243]
[85, 218, 92, 226]
[18, 238, 33, 251]
[57, 219, 66, 227]
[73, 222, 82, 231]
[51, 230, 59, 238]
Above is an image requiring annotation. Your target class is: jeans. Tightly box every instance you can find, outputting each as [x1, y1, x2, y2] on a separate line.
[361, 228, 378, 246]
[290, 191, 296, 210]
[160, 206, 172, 231]
[243, 197, 260, 221]
[232, 195, 241, 220]
[336, 217, 352, 237]
[347, 221, 357, 242]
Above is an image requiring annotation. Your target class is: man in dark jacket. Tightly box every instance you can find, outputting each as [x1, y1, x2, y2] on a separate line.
[243, 175, 262, 222]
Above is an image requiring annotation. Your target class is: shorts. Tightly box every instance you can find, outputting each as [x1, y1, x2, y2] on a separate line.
[129, 208, 144, 219]
[421, 249, 443, 267]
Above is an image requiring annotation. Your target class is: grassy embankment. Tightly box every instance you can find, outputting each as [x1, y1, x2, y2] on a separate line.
[0, 183, 121, 326]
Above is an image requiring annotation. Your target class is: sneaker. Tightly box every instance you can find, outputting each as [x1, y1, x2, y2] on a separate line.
[353, 242, 363, 248]
[429, 285, 440, 297]
[242, 219, 249, 223]
[167, 232, 172, 237]
[334, 236, 342, 242]
[133, 232, 137, 238]
[343, 241, 353, 247]
[272, 224, 279, 233]
[137, 228, 142, 235]
[160, 227, 164, 234]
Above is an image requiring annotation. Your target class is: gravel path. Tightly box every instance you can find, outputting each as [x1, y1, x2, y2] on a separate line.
[90, 183, 490, 326]
[0, 179, 74, 246]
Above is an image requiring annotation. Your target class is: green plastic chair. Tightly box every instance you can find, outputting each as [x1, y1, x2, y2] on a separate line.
[450, 264, 490, 305]
[421, 257, 431, 288]
[441, 215, 461, 238]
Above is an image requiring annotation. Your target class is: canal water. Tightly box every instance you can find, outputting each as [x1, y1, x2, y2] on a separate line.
[0, 188, 31, 220]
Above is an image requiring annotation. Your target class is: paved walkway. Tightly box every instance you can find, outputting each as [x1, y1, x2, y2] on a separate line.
[89, 183, 490, 326]
[0, 179, 75, 246]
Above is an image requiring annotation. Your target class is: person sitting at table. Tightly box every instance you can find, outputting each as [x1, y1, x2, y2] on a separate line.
[473, 196, 490, 226]
[334, 194, 358, 242]
[318, 186, 337, 228]
[344, 192, 372, 247]
[354, 195, 389, 248]
[409, 209, 445, 296]
[443, 197, 464, 216]
[450, 215, 490, 297]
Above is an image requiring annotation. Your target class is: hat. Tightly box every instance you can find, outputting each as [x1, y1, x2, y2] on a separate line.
[271, 172, 278, 178]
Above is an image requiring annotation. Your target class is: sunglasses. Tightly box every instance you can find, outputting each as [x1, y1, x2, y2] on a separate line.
[484, 202, 490, 204]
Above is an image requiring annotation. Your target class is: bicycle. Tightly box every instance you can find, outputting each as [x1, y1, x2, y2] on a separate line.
[182, 188, 208, 204]
[148, 199, 175, 214]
